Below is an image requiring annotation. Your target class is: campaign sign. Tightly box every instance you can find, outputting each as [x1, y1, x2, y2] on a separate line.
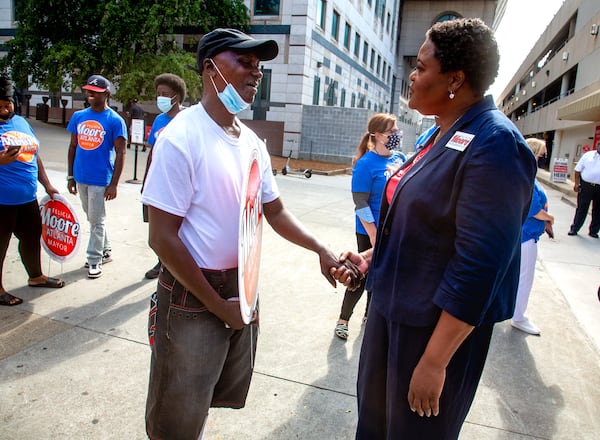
[238, 149, 263, 324]
[552, 158, 568, 183]
[39, 194, 81, 262]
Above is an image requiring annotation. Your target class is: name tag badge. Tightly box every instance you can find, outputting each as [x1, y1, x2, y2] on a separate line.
[446, 132, 475, 152]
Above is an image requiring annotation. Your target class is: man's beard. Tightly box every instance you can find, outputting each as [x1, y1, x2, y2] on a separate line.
[0, 112, 15, 121]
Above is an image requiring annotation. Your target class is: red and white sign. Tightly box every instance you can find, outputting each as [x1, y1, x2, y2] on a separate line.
[39, 194, 81, 262]
[238, 150, 263, 324]
[552, 158, 568, 183]
[594, 125, 600, 151]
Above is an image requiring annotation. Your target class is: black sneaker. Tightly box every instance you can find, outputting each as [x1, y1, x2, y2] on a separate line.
[84, 251, 112, 268]
[589, 232, 599, 238]
[567, 230, 578, 236]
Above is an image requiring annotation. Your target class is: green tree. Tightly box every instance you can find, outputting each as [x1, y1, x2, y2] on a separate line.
[0, 0, 249, 105]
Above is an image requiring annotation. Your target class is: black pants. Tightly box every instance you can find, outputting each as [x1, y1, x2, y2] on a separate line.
[0, 200, 43, 290]
[339, 233, 372, 321]
[356, 307, 494, 439]
[570, 180, 600, 234]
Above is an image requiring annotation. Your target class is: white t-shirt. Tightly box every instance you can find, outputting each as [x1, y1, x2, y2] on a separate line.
[575, 150, 600, 185]
[141, 103, 279, 269]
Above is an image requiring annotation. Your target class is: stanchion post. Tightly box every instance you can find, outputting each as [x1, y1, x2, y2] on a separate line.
[126, 118, 145, 184]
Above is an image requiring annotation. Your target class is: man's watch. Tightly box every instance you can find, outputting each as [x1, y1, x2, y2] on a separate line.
[66, 175, 74, 181]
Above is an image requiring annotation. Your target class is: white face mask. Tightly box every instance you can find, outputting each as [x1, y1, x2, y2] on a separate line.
[157, 96, 175, 113]
[209, 59, 251, 114]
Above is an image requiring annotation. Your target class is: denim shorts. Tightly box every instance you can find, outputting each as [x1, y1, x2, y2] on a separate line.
[145, 266, 258, 440]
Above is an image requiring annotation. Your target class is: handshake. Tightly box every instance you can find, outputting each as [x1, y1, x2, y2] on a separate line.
[327, 251, 369, 291]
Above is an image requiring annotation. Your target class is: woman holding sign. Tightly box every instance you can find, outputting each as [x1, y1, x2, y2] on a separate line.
[0, 76, 65, 306]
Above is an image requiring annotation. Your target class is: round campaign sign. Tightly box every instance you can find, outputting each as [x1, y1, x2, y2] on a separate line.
[238, 149, 263, 324]
[39, 194, 81, 263]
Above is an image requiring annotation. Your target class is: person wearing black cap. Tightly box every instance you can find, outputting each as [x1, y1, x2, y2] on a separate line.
[0, 76, 65, 306]
[142, 29, 339, 439]
[66, 74, 127, 279]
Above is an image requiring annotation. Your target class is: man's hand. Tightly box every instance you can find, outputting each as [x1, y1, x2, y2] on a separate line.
[318, 247, 340, 287]
[104, 184, 118, 200]
[67, 179, 77, 195]
[216, 298, 246, 330]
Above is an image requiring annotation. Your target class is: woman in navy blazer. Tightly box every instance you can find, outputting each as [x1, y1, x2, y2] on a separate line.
[332, 18, 537, 439]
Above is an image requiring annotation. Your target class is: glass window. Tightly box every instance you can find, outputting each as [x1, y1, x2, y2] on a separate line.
[331, 10, 340, 40]
[254, 0, 280, 16]
[363, 42, 368, 64]
[313, 76, 321, 105]
[252, 68, 271, 120]
[317, 0, 327, 29]
[370, 49, 375, 70]
[343, 22, 351, 50]
[436, 12, 461, 23]
[354, 32, 361, 57]
[341, 89, 346, 107]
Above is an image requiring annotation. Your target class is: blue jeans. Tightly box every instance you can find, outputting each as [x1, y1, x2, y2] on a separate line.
[78, 183, 110, 265]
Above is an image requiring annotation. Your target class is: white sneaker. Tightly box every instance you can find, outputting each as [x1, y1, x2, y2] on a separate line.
[88, 263, 103, 279]
[511, 318, 541, 335]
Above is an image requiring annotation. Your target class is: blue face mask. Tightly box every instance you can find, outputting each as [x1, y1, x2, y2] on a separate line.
[157, 96, 174, 114]
[209, 59, 251, 114]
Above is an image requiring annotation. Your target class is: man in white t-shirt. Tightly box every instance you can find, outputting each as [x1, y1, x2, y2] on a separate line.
[141, 28, 340, 439]
[568, 143, 600, 238]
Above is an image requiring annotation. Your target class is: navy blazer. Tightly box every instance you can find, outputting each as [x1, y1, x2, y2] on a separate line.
[366, 96, 537, 327]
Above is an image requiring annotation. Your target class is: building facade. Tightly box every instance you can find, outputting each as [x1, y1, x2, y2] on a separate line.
[244, 0, 501, 162]
[2, 0, 505, 162]
[497, 0, 600, 176]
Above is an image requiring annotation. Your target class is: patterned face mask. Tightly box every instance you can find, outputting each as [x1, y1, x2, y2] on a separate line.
[385, 132, 401, 150]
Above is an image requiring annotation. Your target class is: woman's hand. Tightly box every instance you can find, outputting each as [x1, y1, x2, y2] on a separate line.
[329, 251, 369, 287]
[0, 147, 20, 165]
[408, 357, 445, 417]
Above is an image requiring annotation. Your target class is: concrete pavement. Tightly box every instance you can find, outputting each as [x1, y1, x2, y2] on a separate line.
[0, 119, 599, 439]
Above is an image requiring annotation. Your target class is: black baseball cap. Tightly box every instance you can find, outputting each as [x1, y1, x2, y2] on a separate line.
[196, 28, 278, 69]
[82, 75, 111, 93]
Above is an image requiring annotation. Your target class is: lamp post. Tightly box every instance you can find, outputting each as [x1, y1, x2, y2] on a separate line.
[61, 99, 68, 127]
[24, 94, 32, 118]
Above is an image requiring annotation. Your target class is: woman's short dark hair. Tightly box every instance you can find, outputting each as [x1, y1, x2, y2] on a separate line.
[427, 18, 499, 95]
[154, 73, 187, 104]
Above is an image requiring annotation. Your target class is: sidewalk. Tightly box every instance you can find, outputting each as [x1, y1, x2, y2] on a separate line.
[0, 119, 599, 439]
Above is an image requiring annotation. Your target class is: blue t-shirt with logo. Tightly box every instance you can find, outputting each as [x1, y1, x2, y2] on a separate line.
[67, 107, 127, 186]
[0, 115, 40, 205]
[352, 150, 406, 235]
[147, 113, 175, 147]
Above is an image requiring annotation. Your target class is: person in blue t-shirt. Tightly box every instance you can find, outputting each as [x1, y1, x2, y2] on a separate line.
[0, 76, 64, 306]
[67, 75, 127, 279]
[511, 138, 554, 335]
[334, 113, 406, 340]
[142, 73, 187, 279]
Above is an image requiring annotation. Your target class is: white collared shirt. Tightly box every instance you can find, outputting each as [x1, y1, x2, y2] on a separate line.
[575, 150, 600, 184]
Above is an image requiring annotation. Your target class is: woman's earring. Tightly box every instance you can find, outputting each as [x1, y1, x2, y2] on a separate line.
[449, 90, 455, 100]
